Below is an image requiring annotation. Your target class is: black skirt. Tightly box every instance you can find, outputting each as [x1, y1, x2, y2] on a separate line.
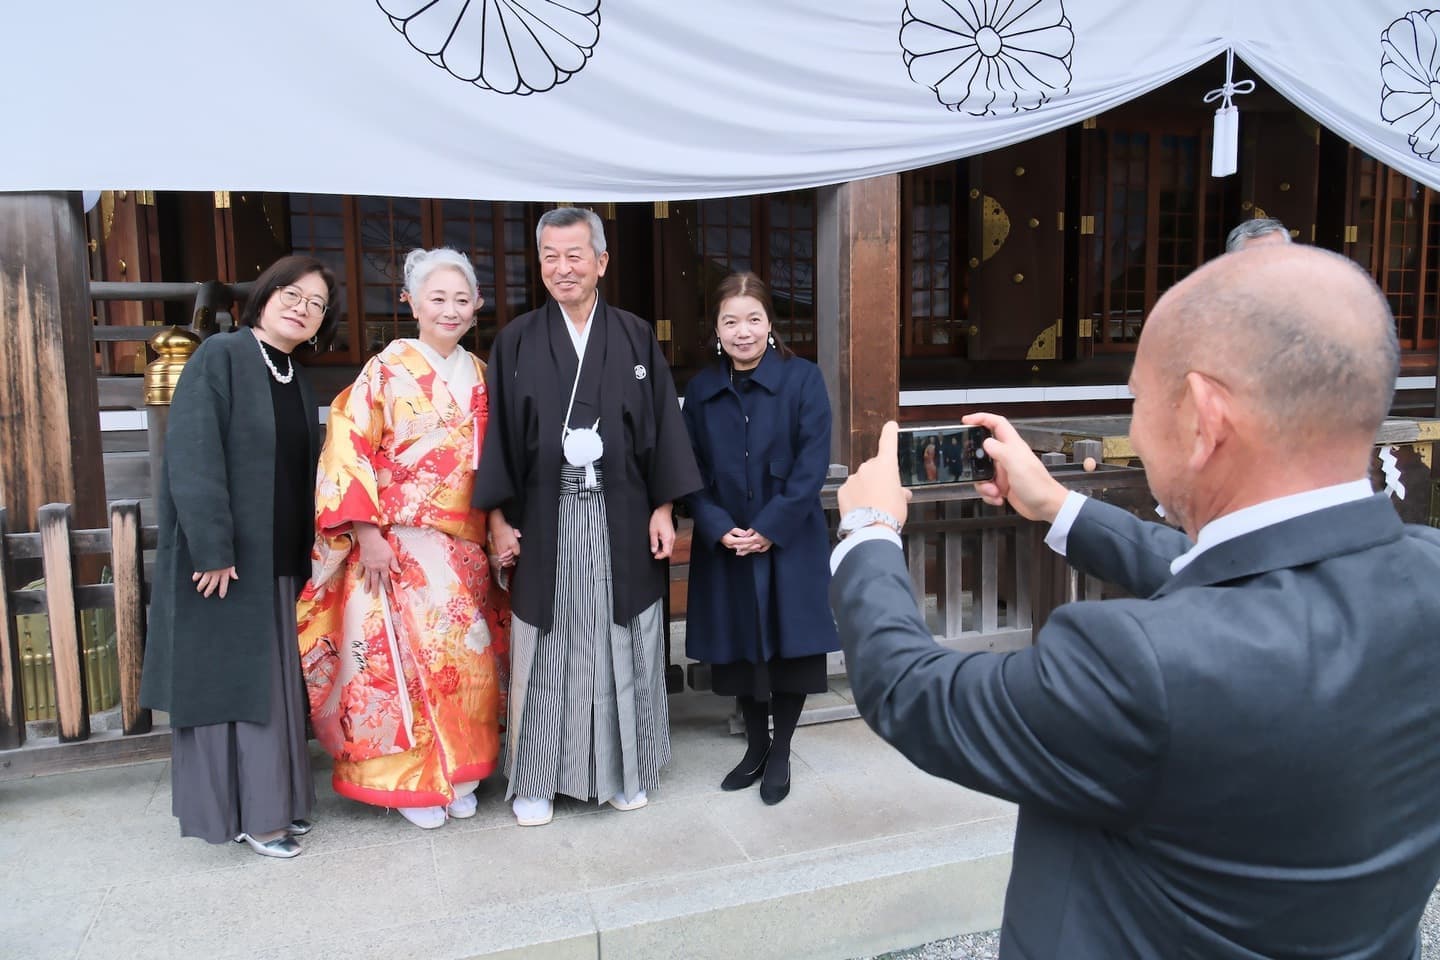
[710, 654, 828, 700]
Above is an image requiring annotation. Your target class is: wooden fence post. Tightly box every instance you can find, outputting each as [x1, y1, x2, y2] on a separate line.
[0, 507, 22, 748]
[109, 501, 151, 735]
[38, 503, 88, 742]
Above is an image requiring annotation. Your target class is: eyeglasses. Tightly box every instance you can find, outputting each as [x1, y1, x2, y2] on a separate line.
[276, 286, 329, 318]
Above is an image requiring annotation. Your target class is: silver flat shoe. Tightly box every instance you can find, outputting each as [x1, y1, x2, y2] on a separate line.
[234, 833, 301, 859]
[286, 819, 313, 836]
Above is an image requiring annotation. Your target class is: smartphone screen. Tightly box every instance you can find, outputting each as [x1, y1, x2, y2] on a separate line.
[896, 425, 994, 485]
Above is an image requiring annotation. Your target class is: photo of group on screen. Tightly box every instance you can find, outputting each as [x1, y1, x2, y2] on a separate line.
[897, 428, 982, 485]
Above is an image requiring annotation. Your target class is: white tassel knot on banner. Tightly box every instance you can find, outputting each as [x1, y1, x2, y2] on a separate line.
[1203, 49, 1256, 177]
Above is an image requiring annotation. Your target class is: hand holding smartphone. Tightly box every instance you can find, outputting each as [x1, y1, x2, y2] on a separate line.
[896, 424, 995, 485]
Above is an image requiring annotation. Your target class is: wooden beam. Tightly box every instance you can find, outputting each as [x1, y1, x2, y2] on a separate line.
[0, 508, 21, 748]
[38, 503, 89, 743]
[0, 192, 107, 534]
[109, 501, 151, 736]
[817, 176, 900, 469]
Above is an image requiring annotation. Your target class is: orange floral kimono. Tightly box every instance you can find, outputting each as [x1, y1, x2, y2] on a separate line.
[297, 340, 509, 808]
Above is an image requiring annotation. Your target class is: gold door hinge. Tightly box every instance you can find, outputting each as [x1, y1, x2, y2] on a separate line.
[1026, 321, 1059, 360]
[653, 201, 670, 219]
[1079, 215, 1096, 236]
[1056, 211, 1065, 231]
[1082, 116, 1097, 129]
[1079, 318, 1094, 339]
[213, 191, 231, 209]
[1345, 224, 1359, 243]
[656, 319, 672, 341]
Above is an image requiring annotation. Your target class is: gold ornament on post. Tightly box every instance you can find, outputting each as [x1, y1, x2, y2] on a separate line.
[145, 327, 201, 406]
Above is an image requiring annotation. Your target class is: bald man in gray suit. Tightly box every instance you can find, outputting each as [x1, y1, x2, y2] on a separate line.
[831, 245, 1440, 959]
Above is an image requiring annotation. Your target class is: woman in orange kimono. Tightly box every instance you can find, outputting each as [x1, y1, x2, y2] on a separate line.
[298, 247, 509, 829]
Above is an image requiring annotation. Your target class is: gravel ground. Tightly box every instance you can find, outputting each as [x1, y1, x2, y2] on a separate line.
[862, 883, 1440, 959]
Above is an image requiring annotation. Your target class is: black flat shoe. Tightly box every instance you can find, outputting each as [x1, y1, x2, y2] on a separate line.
[760, 759, 791, 806]
[721, 744, 772, 791]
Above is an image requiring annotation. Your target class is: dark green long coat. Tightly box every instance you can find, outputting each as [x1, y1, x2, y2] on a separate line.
[139, 330, 318, 728]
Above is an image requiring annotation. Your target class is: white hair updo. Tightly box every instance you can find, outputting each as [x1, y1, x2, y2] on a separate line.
[402, 247, 478, 300]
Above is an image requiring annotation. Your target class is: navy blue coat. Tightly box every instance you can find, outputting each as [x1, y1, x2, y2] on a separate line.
[681, 349, 839, 665]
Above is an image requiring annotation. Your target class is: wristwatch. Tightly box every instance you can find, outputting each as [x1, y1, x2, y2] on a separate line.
[837, 507, 902, 539]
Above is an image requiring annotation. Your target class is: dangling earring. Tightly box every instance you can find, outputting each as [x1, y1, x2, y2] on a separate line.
[767, 333, 776, 348]
[715, 341, 723, 357]
[308, 335, 319, 348]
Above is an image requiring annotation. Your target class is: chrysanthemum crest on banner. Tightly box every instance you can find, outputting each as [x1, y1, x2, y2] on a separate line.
[377, 0, 601, 95]
[1381, 9, 1440, 162]
[900, 0, 1074, 115]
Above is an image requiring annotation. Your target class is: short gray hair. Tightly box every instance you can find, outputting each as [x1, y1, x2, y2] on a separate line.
[1225, 218, 1292, 253]
[402, 247, 478, 299]
[536, 207, 607, 257]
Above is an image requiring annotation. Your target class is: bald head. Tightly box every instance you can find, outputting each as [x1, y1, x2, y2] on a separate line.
[1144, 245, 1397, 443]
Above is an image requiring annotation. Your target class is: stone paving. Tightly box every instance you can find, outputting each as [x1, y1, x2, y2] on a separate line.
[1, 690, 1016, 960]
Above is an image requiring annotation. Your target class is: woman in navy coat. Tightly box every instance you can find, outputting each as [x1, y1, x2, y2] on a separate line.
[682, 272, 839, 805]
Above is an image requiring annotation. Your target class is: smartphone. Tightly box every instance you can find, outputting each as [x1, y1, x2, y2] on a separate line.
[897, 424, 995, 485]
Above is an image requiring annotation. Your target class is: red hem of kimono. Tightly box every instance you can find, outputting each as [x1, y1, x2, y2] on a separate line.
[331, 760, 498, 809]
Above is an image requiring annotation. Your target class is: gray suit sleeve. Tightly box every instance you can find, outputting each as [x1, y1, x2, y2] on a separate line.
[1066, 498, 1191, 598]
[833, 538, 1168, 828]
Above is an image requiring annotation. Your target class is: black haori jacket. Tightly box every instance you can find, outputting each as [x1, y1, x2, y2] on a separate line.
[473, 297, 700, 631]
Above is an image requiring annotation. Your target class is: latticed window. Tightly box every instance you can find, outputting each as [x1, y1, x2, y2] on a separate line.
[286, 196, 545, 363]
[900, 163, 968, 357]
[355, 197, 424, 354]
[691, 191, 817, 354]
[1349, 156, 1440, 352]
[766, 192, 816, 350]
[1078, 125, 1231, 351]
[287, 194, 352, 355]
[436, 200, 542, 356]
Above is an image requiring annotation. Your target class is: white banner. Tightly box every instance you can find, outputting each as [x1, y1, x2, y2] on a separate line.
[1, 2, 1436, 199]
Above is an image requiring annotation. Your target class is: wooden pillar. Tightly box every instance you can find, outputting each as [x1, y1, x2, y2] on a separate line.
[0, 192, 107, 533]
[817, 176, 901, 470]
[94, 190, 163, 374]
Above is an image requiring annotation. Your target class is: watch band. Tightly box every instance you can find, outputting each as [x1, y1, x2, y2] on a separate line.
[837, 507, 902, 539]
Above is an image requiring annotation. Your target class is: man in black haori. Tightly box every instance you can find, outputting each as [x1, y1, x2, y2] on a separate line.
[474, 207, 700, 826]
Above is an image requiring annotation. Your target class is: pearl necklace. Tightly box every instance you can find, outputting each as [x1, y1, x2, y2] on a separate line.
[253, 331, 294, 384]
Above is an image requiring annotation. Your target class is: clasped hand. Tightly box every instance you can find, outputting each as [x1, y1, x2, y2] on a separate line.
[489, 514, 522, 569]
[721, 528, 772, 556]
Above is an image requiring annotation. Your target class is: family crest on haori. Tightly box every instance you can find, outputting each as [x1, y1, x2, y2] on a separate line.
[900, 0, 1074, 115]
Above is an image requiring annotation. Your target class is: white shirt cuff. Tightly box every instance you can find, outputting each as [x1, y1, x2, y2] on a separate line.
[830, 525, 903, 574]
[1043, 491, 1089, 557]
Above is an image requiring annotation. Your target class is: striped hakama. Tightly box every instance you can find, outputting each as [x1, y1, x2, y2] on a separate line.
[505, 465, 670, 803]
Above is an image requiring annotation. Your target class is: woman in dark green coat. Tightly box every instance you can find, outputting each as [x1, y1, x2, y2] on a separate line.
[141, 255, 335, 858]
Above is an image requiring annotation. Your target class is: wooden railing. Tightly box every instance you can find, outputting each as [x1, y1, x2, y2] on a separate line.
[678, 460, 1151, 695]
[0, 501, 154, 753]
[1, 461, 1151, 770]
[819, 462, 1151, 656]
